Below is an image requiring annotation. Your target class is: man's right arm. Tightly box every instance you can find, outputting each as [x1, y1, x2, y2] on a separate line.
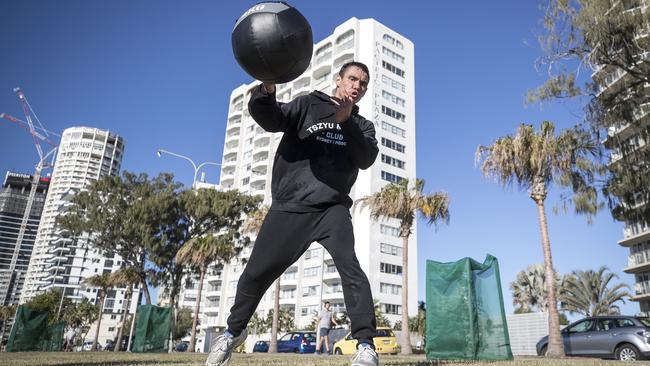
[248, 82, 301, 133]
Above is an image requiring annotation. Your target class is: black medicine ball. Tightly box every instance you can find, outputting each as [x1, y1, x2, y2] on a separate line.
[232, 2, 313, 84]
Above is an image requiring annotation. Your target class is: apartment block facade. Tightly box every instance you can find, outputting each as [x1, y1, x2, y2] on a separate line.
[176, 17, 418, 332]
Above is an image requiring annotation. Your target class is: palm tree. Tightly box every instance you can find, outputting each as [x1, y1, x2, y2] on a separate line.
[247, 311, 267, 336]
[110, 267, 140, 351]
[83, 273, 113, 352]
[476, 121, 600, 357]
[0, 304, 16, 351]
[176, 233, 241, 352]
[561, 266, 630, 316]
[356, 178, 449, 354]
[512, 264, 550, 313]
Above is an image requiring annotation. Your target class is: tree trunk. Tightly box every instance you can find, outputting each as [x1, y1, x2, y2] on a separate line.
[169, 287, 177, 353]
[268, 279, 280, 353]
[400, 231, 412, 355]
[141, 278, 151, 305]
[535, 200, 565, 357]
[189, 269, 205, 353]
[114, 285, 132, 352]
[92, 293, 105, 352]
[0, 318, 6, 351]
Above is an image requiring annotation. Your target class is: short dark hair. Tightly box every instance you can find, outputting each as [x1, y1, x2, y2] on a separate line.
[338, 61, 370, 81]
[324, 301, 330, 305]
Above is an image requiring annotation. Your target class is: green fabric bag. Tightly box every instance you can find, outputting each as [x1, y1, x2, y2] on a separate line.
[131, 304, 171, 353]
[7, 305, 64, 352]
[426, 254, 513, 360]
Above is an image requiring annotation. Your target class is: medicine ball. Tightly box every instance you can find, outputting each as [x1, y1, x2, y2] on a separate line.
[232, 2, 313, 84]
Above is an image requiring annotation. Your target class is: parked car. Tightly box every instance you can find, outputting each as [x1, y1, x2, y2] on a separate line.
[253, 340, 269, 352]
[104, 340, 115, 351]
[80, 341, 102, 351]
[277, 331, 316, 353]
[333, 327, 398, 355]
[536, 315, 650, 361]
[175, 341, 189, 352]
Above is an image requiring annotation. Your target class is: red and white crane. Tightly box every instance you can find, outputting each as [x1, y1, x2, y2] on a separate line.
[0, 87, 59, 303]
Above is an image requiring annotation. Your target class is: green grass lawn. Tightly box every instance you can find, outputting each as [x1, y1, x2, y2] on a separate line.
[3, 353, 650, 366]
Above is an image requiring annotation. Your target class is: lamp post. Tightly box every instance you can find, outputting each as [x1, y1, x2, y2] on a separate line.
[156, 149, 220, 189]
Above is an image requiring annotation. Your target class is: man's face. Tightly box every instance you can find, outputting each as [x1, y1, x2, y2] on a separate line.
[335, 66, 369, 104]
[324, 303, 331, 310]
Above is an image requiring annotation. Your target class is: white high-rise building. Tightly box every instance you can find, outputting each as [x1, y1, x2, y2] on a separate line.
[20, 127, 137, 345]
[177, 17, 416, 333]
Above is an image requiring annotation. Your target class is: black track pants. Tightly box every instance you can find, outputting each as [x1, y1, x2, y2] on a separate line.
[226, 204, 377, 346]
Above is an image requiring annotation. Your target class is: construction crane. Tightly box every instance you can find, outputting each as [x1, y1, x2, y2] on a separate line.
[0, 87, 59, 305]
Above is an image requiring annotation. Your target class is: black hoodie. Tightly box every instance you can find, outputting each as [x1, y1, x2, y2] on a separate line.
[248, 84, 379, 212]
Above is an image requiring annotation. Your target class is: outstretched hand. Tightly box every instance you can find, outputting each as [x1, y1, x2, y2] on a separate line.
[330, 95, 354, 124]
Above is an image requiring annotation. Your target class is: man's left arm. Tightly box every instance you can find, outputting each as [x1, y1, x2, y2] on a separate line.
[340, 118, 379, 169]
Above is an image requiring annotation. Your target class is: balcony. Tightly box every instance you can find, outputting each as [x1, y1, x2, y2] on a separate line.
[626, 250, 650, 273]
[293, 77, 311, 93]
[322, 290, 344, 301]
[224, 141, 239, 153]
[254, 135, 271, 149]
[204, 304, 220, 315]
[202, 316, 221, 328]
[206, 285, 222, 298]
[633, 281, 650, 301]
[619, 227, 650, 247]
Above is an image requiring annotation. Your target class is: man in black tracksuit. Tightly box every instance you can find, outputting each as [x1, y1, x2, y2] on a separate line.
[206, 62, 379, 366]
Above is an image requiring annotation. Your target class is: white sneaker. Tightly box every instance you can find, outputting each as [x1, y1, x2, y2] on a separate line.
[205, 329, 248, 366]
[351, 343, 379, 366]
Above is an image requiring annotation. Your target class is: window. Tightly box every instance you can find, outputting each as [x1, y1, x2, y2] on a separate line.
[336, 30, 355, 50]
[596, 319, 616, 331]
[304, 266, 319, 277]
[305, 248, 321, 259]
[382, 303, 402, 315]
[229, 280, 238, 289]
[383, 34, 404, 49]
[282, 269, 297, 280]
[382, 61, 405, 77]
[381, 154, 405, 169]
[567, 320, 595, 333]
[314, 43, 332, 64]
[241, 177, 250, 186]
[382, 46, 405, 63]
[380, 243, 403, 256]
[380, 262, 403, 275]
[281, 288, 296, 299]
[381, 121, 406, 138]
[381, 171, 404, 183]
[382, 90, 405, 107]
[380, 224, 400, 237]
[301, 305, 319, 316]
[381, 137, 405, 153]
[302, 285, 319, 297]
[380, 282, 402, 295]
[382, 106, 405, 122]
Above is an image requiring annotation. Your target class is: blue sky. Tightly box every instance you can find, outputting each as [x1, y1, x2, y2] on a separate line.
[0, 1, 634, 318]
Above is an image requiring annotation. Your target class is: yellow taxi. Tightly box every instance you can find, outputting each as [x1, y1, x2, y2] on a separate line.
[333, 327, 399, 355]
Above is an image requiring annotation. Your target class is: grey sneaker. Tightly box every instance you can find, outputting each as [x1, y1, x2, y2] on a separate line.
[351, 344, 378, 366]
[205, 329, 247, 366]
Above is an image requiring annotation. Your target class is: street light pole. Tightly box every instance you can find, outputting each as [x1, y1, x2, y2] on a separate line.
[156, 149, 220, 189]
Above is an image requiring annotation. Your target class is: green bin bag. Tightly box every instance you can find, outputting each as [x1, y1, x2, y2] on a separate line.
[132, 304, 171, 353]
[6, 305, 64, 352]
[426, 254, 512, 360]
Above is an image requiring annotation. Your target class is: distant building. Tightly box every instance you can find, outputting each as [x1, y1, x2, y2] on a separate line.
[20, 126, 136, 345]
[0, 171, 49, 306]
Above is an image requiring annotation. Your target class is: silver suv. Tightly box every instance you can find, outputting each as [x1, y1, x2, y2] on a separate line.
[536, 316, 650, 361]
